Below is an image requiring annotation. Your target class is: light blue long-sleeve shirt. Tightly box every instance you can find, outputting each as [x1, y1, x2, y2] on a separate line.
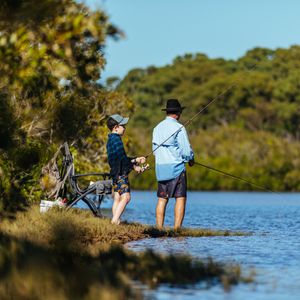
[152, 116, 194, 181]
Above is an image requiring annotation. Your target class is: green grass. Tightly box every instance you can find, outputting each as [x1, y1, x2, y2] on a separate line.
[0, 206, 253, 299]
[0, 206, 248, 254]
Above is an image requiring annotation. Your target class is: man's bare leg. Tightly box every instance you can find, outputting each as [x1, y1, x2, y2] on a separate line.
[174, 197, 186, 230]
[156, 197, 168, 229]
[111, 192, 131, 224]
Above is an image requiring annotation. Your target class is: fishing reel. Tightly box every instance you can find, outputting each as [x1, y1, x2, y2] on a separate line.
[131, 158, 150, 174]
[140, 163, 150, 173]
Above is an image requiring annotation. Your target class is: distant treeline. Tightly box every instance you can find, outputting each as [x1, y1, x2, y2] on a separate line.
[116, 46, 300, 191]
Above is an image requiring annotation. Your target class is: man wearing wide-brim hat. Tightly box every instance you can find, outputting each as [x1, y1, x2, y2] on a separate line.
[152, 99, 194, 229]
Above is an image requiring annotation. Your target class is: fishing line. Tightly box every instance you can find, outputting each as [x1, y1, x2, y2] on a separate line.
[135, 64, 283, 194]
[139, 64, 282, 194]
[193, 161, 280, 195]
[145, 64, 257, 158]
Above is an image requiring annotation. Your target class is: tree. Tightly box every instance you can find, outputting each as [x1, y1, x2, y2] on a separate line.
[0, 0, 132, 212]
[118, 46, 300, 191]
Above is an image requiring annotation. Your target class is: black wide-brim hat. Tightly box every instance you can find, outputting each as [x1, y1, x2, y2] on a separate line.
[161, 98, 186, 112]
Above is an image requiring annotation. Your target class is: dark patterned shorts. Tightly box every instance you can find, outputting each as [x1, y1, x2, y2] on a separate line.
[113, 175, 130, 195]
[157, 171, 187, 199]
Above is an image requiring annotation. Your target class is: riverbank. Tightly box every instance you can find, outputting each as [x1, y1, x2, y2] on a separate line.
[0, 206, 252, 299]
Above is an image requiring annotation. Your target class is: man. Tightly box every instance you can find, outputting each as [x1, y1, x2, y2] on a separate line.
[152, 99, 194, 229]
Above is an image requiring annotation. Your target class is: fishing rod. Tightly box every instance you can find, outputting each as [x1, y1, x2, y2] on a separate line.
[193, 161, 279, 194]
[145, 65, 256, 158]
[138, 63, 281, 195]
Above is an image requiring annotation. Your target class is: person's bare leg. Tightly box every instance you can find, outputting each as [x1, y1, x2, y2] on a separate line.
[111, 192, 131, 224]
[112, 192, 120, 217]
[156, 197, 168, 229]
[174, 197, 186, 230]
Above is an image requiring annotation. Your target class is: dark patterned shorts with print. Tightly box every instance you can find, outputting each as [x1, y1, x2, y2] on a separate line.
[157, 171, 187, 199]
[113, 175, 131, 195]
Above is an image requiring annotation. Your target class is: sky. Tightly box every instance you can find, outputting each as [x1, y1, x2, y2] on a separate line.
[84, 0, 300, 80]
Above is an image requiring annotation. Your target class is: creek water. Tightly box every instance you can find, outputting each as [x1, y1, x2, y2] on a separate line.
[86, 191, 300, 299]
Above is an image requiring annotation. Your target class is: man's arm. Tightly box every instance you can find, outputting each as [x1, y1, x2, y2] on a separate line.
[176, 127, 194, 162]
[152, 128, 158, 154]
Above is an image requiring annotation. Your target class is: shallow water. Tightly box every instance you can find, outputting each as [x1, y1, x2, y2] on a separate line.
[81, 191, 300, 300]
[84, 191, 300, 299]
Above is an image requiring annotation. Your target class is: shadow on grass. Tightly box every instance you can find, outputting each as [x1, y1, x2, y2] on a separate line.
[0, 207, 254, 299]
[142, 226, 250, 238]
[0, 233, 133, 300]
[0, 231, 252, 300]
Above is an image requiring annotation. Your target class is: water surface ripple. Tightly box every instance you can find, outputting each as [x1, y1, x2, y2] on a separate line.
[100, 191, 300, 300]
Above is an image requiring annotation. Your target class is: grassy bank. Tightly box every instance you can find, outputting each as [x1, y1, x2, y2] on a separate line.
[0, 207, 253, 299]
[0, 206, 248, 254]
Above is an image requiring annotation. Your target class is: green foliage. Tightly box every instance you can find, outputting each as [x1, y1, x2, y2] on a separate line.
[119, 46, 300, 136]
[119, 46, 300, 191]
[0, 93, 18, 149]
[131, 126, 300, 191]
[187, 127, 300, 191]
[0, 0, 132, 212]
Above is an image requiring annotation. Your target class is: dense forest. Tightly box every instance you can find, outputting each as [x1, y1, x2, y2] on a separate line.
[117, 47, 300, 191]
[2, 0, 300, 214]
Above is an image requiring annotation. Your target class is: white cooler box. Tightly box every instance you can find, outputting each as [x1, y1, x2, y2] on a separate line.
[40, 199, 66, 213]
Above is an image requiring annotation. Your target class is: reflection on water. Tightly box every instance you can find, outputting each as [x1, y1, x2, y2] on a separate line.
[84, 191, 300, 300]
[79, 192, 300, 300]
